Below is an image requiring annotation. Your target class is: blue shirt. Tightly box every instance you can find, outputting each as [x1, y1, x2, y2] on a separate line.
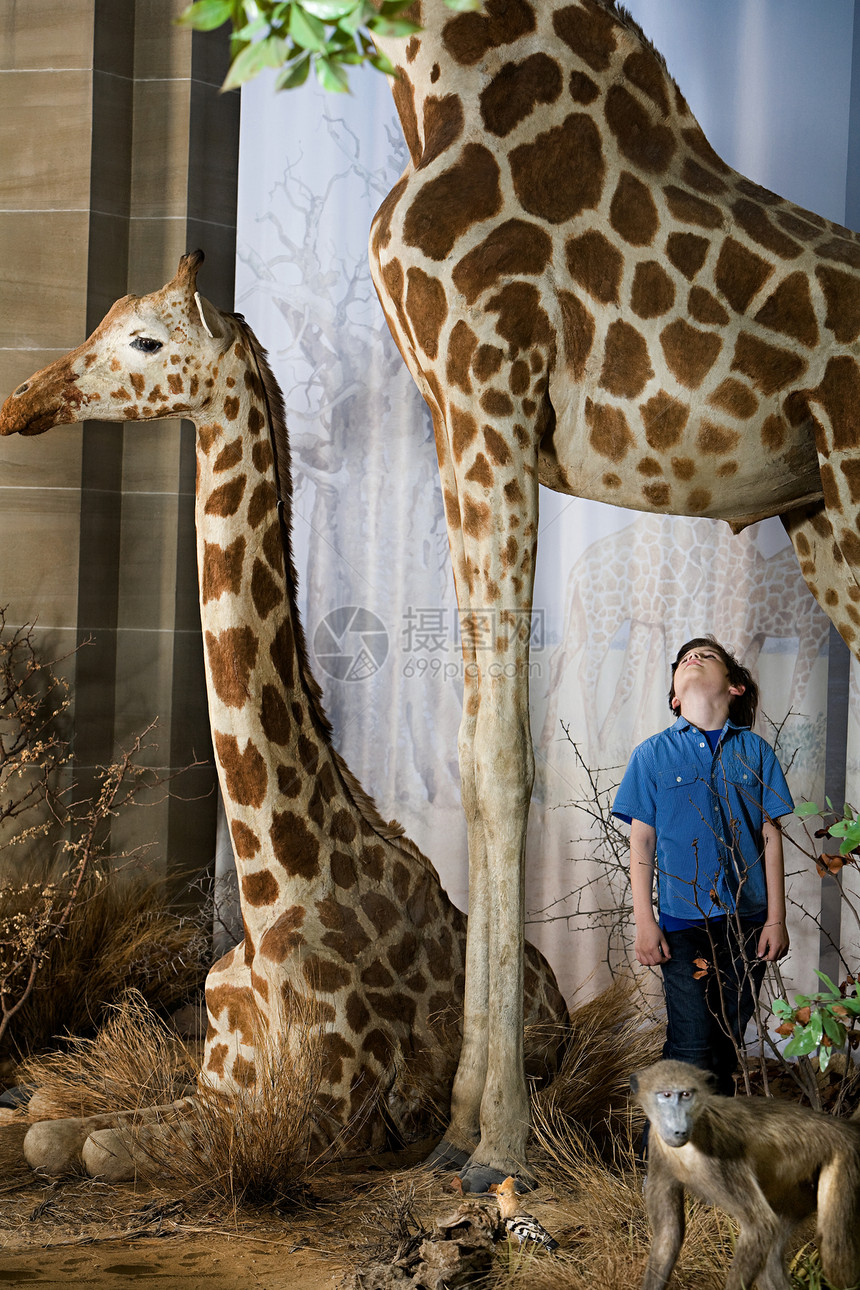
[612, 717, 793, 922]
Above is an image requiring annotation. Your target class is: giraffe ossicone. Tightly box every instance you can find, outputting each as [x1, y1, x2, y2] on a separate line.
[0, 250, 569, 1181]
[368, 0, 860, 1178]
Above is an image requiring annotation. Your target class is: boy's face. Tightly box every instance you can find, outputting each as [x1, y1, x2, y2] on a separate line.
[670, 645, 745, 714]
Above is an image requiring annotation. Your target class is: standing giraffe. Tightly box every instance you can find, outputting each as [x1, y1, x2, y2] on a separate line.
[367, 0, 860, 1180]
[0, 252, 568, 1175]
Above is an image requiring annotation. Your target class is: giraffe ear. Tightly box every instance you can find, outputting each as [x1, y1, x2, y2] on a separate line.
[194, 291, 226, 341]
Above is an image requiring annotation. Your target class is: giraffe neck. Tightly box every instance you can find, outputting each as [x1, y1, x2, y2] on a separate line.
[193, 324, 381, 944]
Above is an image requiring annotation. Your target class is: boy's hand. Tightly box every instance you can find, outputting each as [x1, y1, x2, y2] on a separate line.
[757, 920, 789, 961]
[635, 920, 671, 966]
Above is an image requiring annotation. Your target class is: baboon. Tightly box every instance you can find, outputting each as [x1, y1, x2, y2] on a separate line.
[631, 1059, 860, 1290]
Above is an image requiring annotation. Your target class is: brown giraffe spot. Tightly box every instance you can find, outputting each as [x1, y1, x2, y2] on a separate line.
[586, 399, 634, 462]
[473, 345, 504, 380]
[451, 219, 553, 306]
[510, 114, 604, 224]
[466, 454, 493, 488]
[716, 461, 738, 477]
[317, 762, 337, 804]
[392, 861, 411, 903]
[480, 52, 562, 137]
[714, 237, 774, 313]
[731, 332, 807, 396]
[599, 320, 654, 399]
[623, 48, 672, 115]
[606, 84, 676, 175]
[421, 93, 464, 167]
[260, 683, 291, 746]
[241, 868, 279, 907]
[643, 482, 671, 507]
[247, 405, 264, 435]
[565, 230, 623, 304]
[463, 495, 492, 537]
[687, 487, 712, 512]
[816, 265, 860, 344]
[248, 479, 278, 528]
[708, 379, 758, 420]
[360, 891, 399, 937]
[271, 810, 321, 880]
[682, 157, 728, 196]
[733, 199, 802, 259]
[204, 475, 246, 517]
[214, 438, 243, 472]
[665, 232, 709, 280]
[360, 844, 385, 882]
[205, 626, 258, 708]
[553, 3, 616, 72]
[696, 421, 740, 455]
[207, 984, 258, 1043]
[631, 261, 675, 318]
[568, 70, 599, 104]
[331, 850, 357, 890]
[660, 320, 722, 389]
[387, 931, 418, 975]
[504, 477, 524, 506]
[671, 456, 696, 480]
[251, 558, 280, 621]
[346, 992, 370, 1034]
[818, 236, 860, 271]
[370, 175, 408, 258]
[232, 1054, 258, 1089]
[205, 1044, 228, 1078]
[269, 617, 295, 692]
[303, 956, 350, 994]
[391, 72, 419, 163]
[841, 459, 860, 503]
[277, 764, 301, 798]
[480, 389, 514, 418]
[755, 272, 819, 348]
[637, 457, 663, 476]
[502, 535, 519, 567]
[230, 820, 260, 859]
[319, 1032, 355, 1084]
[201, 536, 245, 604]
[330, 809, 356, 844]
[609, 172, 659, 246]
[663, 185, 722, 230]
[197, 423, 219, 454]
[446, 320, 480, 394]
[252, 439, 273, 472]
[262, 523, 284, 573]
[362, 1027, 394, 1063]
[215, 731, 268, 808]
[223, 395, 240, 421]
[688, 286, 729, 326]
[641, 391, 690, 450]
[761, 415, 786, 452]
[484, 426, 512, 466]
[403, 144, 502, 260]
[297, 732, 318, 776]
[507, 360, 529, 396]
[442, 0, 536, 66]
[777, 210, 822, 241]
[842, 529, 860, 565]
[361, 961, 393, 989]
[451, 407, 478, 460]
[111, 386, 131, 401]
[603, 473, 621, 489]
[190, 374, 200, 397]
[130, 372, 145, 396]
[405, 267, 448, 360]
[558, 291, 596, 377]
[317, 897, 372, 959]
[307, 780, 325, 828]
[443, 489, 461, 529]
[426, 927, 455, 982]
[488, 281, 552, 351]
[243, 368, 263, 401]
[367, 991, 417, 1026]
[811, 357, 860, 450]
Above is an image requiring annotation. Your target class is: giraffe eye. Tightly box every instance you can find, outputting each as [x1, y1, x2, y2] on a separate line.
[130, 337, 163, 353]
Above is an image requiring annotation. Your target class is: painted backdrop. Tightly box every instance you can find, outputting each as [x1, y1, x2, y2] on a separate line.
[231, 0, 860, 1004]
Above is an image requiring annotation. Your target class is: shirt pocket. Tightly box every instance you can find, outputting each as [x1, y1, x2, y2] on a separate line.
[657, 768, 700, 792]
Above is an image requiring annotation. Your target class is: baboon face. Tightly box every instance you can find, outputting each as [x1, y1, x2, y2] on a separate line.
[645, 1080, 699, 1147]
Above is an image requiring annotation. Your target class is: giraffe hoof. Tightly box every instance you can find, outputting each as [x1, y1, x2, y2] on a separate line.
[423, 1138, 471, 1171]
[457, 1163, 537, 1194]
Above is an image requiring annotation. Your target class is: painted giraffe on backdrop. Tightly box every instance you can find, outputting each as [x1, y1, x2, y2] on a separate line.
[369, 0, 860, 1178]
[0, 252, 568, 1173]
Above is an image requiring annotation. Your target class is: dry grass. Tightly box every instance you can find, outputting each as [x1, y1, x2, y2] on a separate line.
[18, 989, 198, 1119]
[0, 871, 209, 1059]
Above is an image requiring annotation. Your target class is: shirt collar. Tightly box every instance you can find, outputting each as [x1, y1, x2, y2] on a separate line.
[670, 715, 747, 736]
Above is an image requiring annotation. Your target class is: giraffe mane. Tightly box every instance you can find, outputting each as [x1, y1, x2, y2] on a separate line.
[229, 315, 437, 872]
[593, 0, 673, 83]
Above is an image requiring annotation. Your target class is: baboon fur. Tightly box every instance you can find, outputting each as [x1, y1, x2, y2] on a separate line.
[631, 1059, 860, 1290]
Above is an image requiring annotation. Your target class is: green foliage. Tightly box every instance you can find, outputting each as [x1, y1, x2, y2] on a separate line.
[795, 797, 860, 859]
[177, 0, 482, 93]
[773, 970, 860, 1073]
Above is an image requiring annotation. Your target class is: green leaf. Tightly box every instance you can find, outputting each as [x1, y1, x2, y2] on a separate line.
[176, 0, 236, 30]
[784, 1028, 818, 1057]
[368, 50, 398, 75]
[772, 998, 794, 1020]
[839, 996, 860, 1015]
[795, 801, 821, 818]
[815, 969, 841, 996]
[368, 16, 422, 37]
[443, 0, 483, 10]
[821, 1011, 846, 1046]
[819, 1044, 832, 1073]
[315, 55, 351, 91]
[809, 1010, 824, 1046]
[290, 5, 329, 50]
[303, 0, 360, 16]
[794, 994, 813, 1007]
[275, 53, 312, 88]
[222, 37, 282, 89]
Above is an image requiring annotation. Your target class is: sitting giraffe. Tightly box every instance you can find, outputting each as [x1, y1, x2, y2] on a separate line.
[366, 0, 860, 1179]
[0, 251, 568, 1176]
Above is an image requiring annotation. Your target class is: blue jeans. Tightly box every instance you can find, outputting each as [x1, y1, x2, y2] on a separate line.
[660, 918, 766, 1096]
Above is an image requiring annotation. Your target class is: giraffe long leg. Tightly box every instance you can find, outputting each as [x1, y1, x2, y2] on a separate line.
[782, 500, 860, 659]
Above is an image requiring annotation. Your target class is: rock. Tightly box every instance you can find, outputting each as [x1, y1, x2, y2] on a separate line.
[25, 1098, 194, 1179]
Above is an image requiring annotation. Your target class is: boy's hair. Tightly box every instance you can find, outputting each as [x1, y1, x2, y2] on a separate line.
[668, 636, 758, 727]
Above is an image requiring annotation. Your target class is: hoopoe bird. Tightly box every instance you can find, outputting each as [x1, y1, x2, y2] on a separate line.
[491, 1176, 560, 1253]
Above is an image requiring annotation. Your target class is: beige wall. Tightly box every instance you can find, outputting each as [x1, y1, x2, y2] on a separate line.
[0, 0, 239, 880]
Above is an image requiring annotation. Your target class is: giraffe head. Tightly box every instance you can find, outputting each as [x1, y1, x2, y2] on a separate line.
[0, 250, 233, 438]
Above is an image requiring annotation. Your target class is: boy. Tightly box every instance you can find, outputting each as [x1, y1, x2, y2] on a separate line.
[613, 637, 792, 1095]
